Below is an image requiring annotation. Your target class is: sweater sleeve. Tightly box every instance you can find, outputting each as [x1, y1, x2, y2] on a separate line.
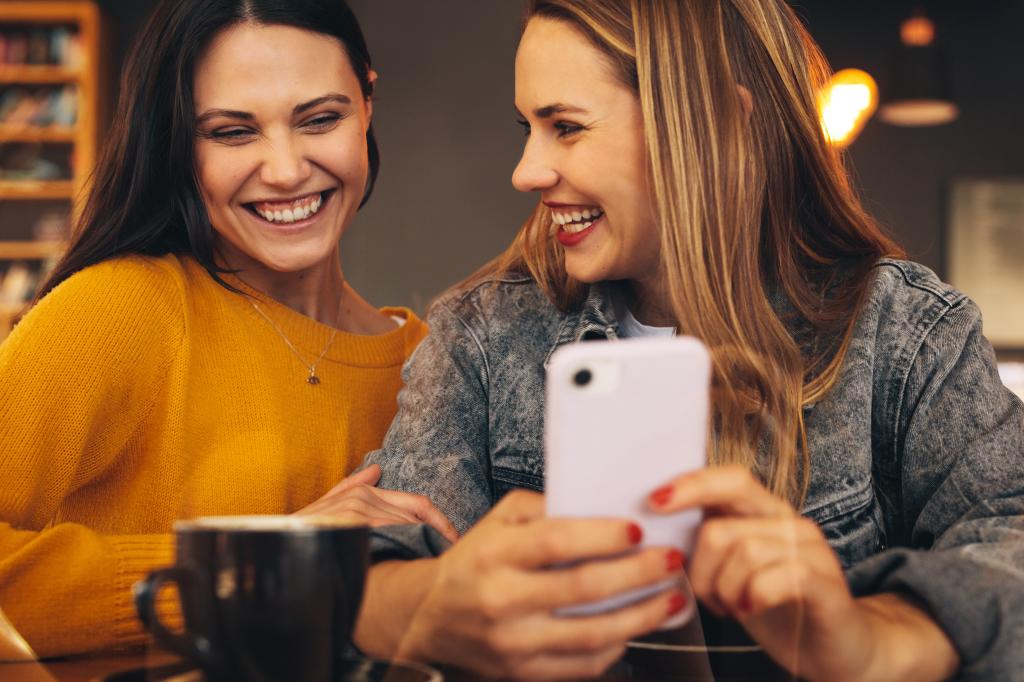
[0, 257, 184, 657]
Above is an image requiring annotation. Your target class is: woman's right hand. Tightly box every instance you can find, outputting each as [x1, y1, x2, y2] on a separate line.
[295, 464, 459, 543]
[396, 490, 687, 681]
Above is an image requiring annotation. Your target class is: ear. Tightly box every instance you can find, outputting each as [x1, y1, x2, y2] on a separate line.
[365, 69, 378, 127]
[736, 84, 754, 119]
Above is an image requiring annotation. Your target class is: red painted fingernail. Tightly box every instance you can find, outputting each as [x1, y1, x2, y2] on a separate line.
[667, 592, 687, 616]
[666, 549, 686, 571]
[739, 593, 753, 614]
[650, 485, 673, 507]
[627, 523, 643, 545]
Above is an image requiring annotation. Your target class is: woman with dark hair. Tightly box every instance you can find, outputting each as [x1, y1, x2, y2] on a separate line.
[0, 0, 453, 657]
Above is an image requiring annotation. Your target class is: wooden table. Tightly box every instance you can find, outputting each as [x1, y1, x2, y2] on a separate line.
[0, 648, 791, 682]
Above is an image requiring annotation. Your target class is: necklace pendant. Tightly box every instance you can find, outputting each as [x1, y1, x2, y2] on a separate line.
[307, 374, 321, 386]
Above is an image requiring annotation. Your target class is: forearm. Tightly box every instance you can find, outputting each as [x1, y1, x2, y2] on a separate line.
[859, 593, 959, 682]
[353, 558, 440, 659]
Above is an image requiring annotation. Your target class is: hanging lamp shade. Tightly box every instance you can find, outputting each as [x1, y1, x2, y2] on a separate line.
[878, 10, 958, 127]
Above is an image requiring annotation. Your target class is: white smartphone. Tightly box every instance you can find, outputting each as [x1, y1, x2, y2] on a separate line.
[545, 336, 711, 629]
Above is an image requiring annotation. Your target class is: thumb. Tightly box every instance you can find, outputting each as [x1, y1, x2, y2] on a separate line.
[333, 463, 382, 493]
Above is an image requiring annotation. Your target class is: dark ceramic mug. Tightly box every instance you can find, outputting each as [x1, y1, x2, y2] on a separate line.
[134, 516, 369, 682]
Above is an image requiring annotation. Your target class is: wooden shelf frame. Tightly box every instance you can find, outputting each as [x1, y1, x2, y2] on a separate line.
[0, 180, 75, 200]
[0, 241, 66, 259]
[0, 65, 81, 84]
[0, 124, 77, 143]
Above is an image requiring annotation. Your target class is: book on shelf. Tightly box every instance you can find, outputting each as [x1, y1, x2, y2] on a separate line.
[0, 85, 78, 128]
[0, 262, 39, 309]
[0, 26, 81, 68]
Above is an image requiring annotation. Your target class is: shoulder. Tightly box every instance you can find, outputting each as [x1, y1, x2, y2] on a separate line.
[431, 273, 562, 338]
[854, 259, 990, 424]
[859, 259, 977, 344]
[10, 253, 190, 351]
[868, 259, 968, 310]
[49, 252, 190, 307]
[409, 274, 566, 378]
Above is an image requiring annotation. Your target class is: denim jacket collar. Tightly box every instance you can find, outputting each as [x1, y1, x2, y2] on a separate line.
[543, 281, 620, 367]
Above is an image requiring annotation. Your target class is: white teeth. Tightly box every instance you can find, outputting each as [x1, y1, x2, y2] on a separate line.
[551, 207, 603, 231]
[253, 193, 326, 224]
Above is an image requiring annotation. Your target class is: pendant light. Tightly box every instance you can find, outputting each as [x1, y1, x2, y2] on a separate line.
[878, 7, 958, 127]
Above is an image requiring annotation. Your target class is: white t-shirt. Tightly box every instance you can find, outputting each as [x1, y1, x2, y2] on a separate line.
[617, 306, 675, 338]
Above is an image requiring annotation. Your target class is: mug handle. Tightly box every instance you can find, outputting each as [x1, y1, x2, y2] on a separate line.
[134, 566, 219, 669]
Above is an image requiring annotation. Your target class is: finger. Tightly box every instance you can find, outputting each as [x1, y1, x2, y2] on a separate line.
[494, 516, 644, 569]
[505, 644, 627, 681]
[690, 516, 817, 615]
[708, 519, 827, 615]
[370, 488, 460, 543]
[738, 558, 815, 618]
[496, 546, 685, 615]
[332, 464, 382, 493]
[316, 489, 423, 527]
[490, 489, 546, 524]
[523, 587, 685, 655]
[649, 465, 793, 518]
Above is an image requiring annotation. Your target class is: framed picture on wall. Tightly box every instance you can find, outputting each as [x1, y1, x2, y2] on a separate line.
[947, 177, 1024, 352]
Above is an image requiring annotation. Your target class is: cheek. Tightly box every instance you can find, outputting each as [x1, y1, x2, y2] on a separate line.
[195, 146, 245, 209]
[317, 129, 369, 183]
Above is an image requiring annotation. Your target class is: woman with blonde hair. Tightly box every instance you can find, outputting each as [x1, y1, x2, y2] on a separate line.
[355, 0, 1023, 679]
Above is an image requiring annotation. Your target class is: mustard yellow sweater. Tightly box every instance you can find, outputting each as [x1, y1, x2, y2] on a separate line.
[0, 253, 427, 658]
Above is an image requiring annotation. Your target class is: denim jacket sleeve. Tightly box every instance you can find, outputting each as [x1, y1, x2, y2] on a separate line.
[362, 293, 493, 560]
[847, 293, 1024, 680]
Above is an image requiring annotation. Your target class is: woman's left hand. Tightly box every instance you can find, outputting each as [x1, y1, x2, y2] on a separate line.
[649, 466, 959, 682]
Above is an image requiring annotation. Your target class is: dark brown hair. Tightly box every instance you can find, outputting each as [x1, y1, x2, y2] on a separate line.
[33, 0, 379, 303]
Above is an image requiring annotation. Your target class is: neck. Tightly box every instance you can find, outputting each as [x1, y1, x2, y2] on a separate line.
[626, 272, 674, 328]
[217, 247, 347, 326]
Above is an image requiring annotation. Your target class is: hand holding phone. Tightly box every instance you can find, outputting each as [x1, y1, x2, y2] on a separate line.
[545, 336, 711, 628]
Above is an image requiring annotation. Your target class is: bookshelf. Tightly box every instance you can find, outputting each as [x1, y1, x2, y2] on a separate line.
[0, 1, 100, 341]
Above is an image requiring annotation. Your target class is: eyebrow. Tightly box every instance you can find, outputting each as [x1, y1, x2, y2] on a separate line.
[515, 103, 590, 119]
[195, 93, 353, 125]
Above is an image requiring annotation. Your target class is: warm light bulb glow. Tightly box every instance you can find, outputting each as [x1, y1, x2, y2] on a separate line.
[901, 16, 935, 46]
[818, 69, 878, 147]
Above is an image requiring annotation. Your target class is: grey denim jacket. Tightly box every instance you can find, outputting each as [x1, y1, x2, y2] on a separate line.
[365, 259, 1024, 680]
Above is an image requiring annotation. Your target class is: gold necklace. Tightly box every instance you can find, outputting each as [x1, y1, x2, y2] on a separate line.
[247, 288, 345, 386]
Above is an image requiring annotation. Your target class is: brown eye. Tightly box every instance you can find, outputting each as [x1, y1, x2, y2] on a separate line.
[303, 113, 343, 131]
[207, 128, 256, 143]
[554, 121, 584, 137]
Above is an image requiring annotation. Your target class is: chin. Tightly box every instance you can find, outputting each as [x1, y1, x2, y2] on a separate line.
[564, 259, 615, 285]
[252, 248, 331, 274]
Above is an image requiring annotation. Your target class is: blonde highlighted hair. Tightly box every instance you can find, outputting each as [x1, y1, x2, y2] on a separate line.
[468, 0, 903, 506]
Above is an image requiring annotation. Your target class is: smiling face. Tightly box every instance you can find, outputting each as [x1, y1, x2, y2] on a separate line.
[512, 17, 659, 286]
[193, 22, 372, 275]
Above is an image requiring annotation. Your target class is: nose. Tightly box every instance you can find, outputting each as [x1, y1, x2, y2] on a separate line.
[259, 135, 312, 190]
[511, 138, 559, 193]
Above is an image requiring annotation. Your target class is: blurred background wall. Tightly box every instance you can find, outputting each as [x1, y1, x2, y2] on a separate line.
[93, 0, 1024, 310]
[5, 0, 1023, 357]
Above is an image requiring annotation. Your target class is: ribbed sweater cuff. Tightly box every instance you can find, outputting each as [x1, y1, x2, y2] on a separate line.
[110, 535, 177, 648]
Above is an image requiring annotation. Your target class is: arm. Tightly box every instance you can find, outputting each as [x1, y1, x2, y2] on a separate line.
[0, 261, 182, 657]
[362, 297, 495, 551]
[847, 297, 1024, 679]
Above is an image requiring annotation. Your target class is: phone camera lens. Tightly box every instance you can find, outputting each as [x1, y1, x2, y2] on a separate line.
[573, 369, 592, 387]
